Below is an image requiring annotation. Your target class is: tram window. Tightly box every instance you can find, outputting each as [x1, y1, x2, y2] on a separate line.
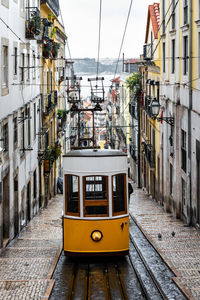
[85, 176, 107, 200]
[83, 176, 108, 216]
[112, 174, 127, 215]
[65, 175, 79, 215]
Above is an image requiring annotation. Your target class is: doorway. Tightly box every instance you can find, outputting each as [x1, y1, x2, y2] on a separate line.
[26, 181, 31, 222]
[3, 173, 10, 246]
[14, 175, 19, 237]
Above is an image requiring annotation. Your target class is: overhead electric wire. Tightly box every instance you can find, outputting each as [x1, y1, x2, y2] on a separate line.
[114, 0, 133, 78]
[96, 0, 102, 77]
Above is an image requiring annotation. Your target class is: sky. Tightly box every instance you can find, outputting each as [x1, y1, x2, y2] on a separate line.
[59, 0, 154, 60]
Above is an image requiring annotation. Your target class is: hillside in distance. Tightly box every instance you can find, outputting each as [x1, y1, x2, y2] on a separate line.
[73, 58, 123, 75]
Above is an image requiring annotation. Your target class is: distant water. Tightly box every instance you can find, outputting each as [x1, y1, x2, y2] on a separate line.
[79, 73, 119, 100]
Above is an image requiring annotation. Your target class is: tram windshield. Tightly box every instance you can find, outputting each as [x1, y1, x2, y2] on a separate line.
[83, 176, 108, 216]
[65, 175, 79, 215]
[112, 174, 127, 215]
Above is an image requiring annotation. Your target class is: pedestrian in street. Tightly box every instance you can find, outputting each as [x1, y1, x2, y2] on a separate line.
[128, 182, 133, 204]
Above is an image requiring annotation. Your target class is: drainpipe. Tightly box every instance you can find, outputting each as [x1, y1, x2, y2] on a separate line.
[188, 0, 192, 225]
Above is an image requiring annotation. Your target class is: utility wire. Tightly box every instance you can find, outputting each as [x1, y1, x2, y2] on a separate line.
[97, 0, 102, 77]
[114, 0, 133, 78]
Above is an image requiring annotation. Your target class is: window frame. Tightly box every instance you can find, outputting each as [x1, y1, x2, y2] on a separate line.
[183, 35, 188, 75]
[83, 175, 109, 217]
[171, 39, 175, 74]
[14, 47, 18, 76]
[181, 129, 187, 172]
[112, 173, 127, 216]
[65, 174, 80, 217]
[2, 45, 8, 88]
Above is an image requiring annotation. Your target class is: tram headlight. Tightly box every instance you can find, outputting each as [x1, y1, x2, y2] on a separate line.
[91, 230, 103, 242]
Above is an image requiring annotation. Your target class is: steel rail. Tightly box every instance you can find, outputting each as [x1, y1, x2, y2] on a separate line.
[67, 263, 78, 300]
[115, 264, 128, 300]
[129, 215, 168, 300]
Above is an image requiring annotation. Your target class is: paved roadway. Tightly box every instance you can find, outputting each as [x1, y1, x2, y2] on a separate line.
[0, 187, 199, 299]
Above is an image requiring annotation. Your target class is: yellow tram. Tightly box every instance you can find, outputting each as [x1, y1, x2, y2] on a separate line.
[63, 149, 129, 256]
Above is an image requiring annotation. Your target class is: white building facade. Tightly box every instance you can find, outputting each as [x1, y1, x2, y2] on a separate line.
[0, 0, 41, 248]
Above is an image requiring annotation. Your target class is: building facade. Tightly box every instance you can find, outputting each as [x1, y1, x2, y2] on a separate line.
[0, 0, 41, 248]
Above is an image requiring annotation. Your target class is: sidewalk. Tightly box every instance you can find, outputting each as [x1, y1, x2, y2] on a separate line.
[129, 186, 200, 300]
[0, 195, 63, 300]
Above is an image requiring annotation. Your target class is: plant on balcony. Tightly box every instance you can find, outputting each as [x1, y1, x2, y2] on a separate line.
[57, 109, 67, 120]
[42, 37, 53, 59]
[25, 8, 41, 38]
[52, 41, 60, 59]
[57, 109, 63, 119]
[51, 144, 62, 160]
[126, 72, 141, 101]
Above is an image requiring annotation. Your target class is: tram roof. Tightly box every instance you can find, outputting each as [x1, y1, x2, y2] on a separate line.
[63, 149, 127, 157]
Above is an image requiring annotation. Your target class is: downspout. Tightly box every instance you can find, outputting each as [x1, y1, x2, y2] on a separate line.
[188, 0, 192, 225]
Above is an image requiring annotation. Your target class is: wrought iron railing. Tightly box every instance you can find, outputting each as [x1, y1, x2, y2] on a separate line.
[25, 7, 41, 39]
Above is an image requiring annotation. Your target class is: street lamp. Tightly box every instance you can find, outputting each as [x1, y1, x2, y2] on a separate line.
[150, 98, 160, 118]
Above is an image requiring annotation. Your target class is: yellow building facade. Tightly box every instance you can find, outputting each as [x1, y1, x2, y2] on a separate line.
[39, 0, 66, 206]
[140, 3, 161, 200]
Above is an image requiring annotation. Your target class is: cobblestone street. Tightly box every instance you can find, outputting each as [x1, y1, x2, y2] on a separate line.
[129, 186, 200, 300]
[1, 189, 200, 299]
[0, 195, 63, 300]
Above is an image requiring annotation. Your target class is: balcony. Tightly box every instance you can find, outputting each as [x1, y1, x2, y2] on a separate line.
[52, 41, 60, 59]
[41, 0, 59, 17]
[42, 37, 53, 59]
[43, 94, 53, 116]
[25, 7, 41, 39]
[116, 105, 120, 115]
[143, 142, 155, 168]
[54, 90, 58, 105]
[144, 96, 151, 117]
[143, 43, 152, 60]
[130, 145, 137, 162]
[129, 103, 137, 119]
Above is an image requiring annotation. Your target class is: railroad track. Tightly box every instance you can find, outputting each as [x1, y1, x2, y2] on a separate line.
[51, 217, 187, 300]
[129, 214, 188, 300]
[66, 260, 130, 300]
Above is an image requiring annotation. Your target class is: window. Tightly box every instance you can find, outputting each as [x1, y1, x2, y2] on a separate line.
[83, 176, 108, 216]
[183, 36, 188, 75]
[2, 46, 8, 87]
[170, 164, 173, 196]
[112, 174, 127, 215]
[33, 170, 37, 199]
[183, 0, 188, 25]
[20, 111, 25, 154]
[34, 103, 36, 139]
[27, 107, 31, 146]
[13, 116, 18, 148]
[163, 42, 165, 73]
[162, 0, 165, 34]
[21, 53, 25, 82]
[3, 122, 9, 153]
[171, 39, 175, 74]
[171, 0, 175, 29]
[14, 47, 18, 75]
[65, 175, 79, 215]
[181, 129, 187, 172]
[47, 71, 49, 94]
[33, 54, 36, 79]
[27, 53, 30, 81]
